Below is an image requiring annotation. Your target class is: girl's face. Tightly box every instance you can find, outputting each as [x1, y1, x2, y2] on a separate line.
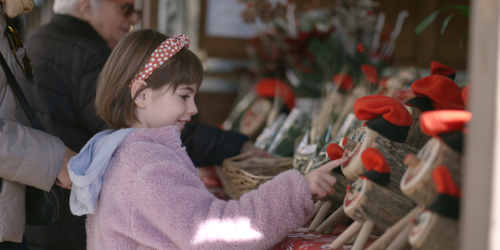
[133, 83, 198, 131]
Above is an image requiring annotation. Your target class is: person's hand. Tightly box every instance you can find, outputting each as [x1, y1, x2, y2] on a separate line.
[305, 157, 348, 199]
[240, 141, 274, 159]
[55, 146, 77, 189]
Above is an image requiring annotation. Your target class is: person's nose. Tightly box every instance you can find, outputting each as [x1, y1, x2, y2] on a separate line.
[129, 11, 140, 25]
[187, 99, 198, 116]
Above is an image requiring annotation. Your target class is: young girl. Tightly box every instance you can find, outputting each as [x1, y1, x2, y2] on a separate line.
[68, 29, 347, 250]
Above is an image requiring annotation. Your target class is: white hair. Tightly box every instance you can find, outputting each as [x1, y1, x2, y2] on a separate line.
[53, 0, 102, 14]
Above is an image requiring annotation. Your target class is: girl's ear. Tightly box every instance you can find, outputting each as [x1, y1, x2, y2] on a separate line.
[130, 80, 151, 108]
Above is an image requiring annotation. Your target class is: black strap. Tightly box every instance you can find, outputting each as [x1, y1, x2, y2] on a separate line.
[0, 50, 44, 131]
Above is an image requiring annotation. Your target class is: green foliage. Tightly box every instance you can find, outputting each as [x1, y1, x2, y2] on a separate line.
[415, 5, 469, 35]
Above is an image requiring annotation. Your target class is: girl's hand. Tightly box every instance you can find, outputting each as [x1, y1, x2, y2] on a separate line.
[304, 157, 349, 199]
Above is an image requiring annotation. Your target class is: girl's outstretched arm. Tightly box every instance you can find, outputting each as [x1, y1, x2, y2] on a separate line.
[132, 159, 316, 250]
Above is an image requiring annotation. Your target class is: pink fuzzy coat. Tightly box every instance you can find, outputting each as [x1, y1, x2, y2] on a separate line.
[86, 126, 315, 250]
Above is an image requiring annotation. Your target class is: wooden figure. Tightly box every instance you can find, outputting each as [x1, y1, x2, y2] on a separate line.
[239, 78, 295, 139]
[400, 110, 470, 205]
[368, 109, 469, 250]
[408, 166, 461, 250]
[240, 98, 272, 138]
[340, 95, 419, 194]
[329, 148, 415, 250]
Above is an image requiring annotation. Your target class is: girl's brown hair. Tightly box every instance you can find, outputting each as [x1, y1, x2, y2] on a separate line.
[95, 29, 203, 129]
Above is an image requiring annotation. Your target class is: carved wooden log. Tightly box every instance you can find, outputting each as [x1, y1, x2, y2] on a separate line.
[400, 138, 462, 206]
[343, 178, 415, 234]
[404, 106, 430, 150]
[366, 205, 425, 250]
[341, 125, 417, 195]
[408, 210, 459, 250]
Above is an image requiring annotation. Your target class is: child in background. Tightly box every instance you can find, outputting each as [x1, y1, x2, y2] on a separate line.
[68, 29, 348, 250]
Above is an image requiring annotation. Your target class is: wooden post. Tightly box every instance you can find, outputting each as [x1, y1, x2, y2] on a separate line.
[461, 0, 499, 249]
[400, 138, 462, 206]
[409, 210, 459, 250]
[366, 206, 424, 250]
[329, 221, 363, 249]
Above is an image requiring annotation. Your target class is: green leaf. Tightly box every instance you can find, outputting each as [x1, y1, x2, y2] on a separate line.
[459, 34, 468, 48]
[415, 11, 441, 34]
[441, 14, 455, 35]
[415, 5, 469, 34]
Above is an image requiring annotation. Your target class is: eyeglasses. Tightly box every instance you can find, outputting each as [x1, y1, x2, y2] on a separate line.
[5, 19, 33, 82]
[106, 0, 142, 19]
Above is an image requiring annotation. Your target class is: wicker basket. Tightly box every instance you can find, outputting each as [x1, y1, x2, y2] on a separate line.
[216, 152, 294, 200]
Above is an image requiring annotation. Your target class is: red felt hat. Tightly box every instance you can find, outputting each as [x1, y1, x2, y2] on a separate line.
[462, 84, 470, 107]
[431, 61, 456, 80]
[411, 75, 465, 110]
[361, 64, 379, 84]
[255, 78, 296, 111]
[326, 143, 344, 160]
[360, 148, 390, 185]
[433, 166, 461, 198]
[333, 73, 354, 91]
[354, 95, 412, 126]
[419, 110, 472, 137]
[361, 148, 390, 173]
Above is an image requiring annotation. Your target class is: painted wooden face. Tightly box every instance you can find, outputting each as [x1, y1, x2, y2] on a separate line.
[341, 126, 378, 179]
[408, 210, 435, 246]
[240, 98, 272, 138]
[401, 138, 441, 190]
[344, 178, 367, 212]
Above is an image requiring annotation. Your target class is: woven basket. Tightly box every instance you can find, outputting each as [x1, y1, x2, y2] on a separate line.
[216, 152, 294, 200]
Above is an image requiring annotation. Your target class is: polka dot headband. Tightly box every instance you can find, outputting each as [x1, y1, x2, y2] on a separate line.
[132, 34, 190, 83]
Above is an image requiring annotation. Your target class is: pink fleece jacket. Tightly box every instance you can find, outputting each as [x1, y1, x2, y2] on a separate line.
[86, 126, 315, 250]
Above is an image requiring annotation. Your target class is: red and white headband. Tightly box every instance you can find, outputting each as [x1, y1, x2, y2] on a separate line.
[132, 34, 190, 83]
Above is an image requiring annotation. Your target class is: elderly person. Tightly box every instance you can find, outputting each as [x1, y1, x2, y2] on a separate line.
[0, 1, 74, 250]
[20, 0, 271, 249]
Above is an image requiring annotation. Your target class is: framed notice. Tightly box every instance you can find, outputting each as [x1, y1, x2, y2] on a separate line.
[205, 0, 255, 38]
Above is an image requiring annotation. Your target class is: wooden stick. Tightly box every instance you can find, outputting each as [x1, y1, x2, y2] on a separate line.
[346, 233, 358, 244]
[329, 221, 363, 249]
[316, 206, 347, 234]
[352, 220, 375, 250]
[309, 201, 333, 231]
[366, 206, 424, 250]
[386, 224, 411, 250]
[305, 200, 324, 226]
